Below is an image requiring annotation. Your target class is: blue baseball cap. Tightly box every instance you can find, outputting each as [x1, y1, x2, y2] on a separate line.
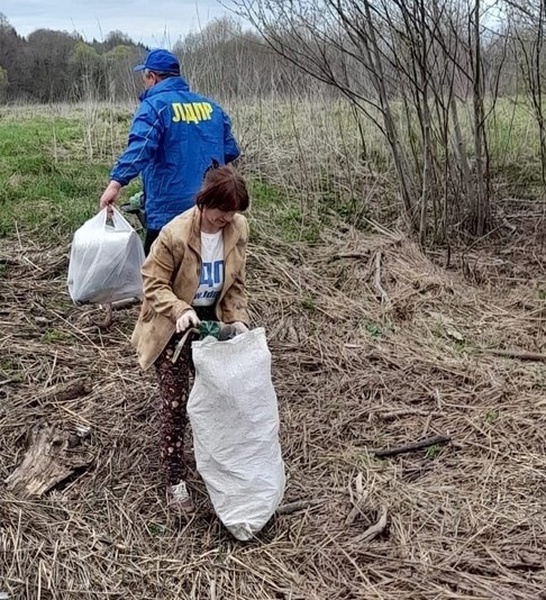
[133, 49, 180, 74]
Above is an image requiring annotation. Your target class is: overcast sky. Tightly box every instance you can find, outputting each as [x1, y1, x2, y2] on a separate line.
[2, 0, 235, 47]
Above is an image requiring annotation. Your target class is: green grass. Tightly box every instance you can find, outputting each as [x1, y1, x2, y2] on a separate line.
[249, 179, 323, 244]
[42, 328, 74, 344]
[484, 410, 499, 424]
[425, 444, 442, 460]
[248, 175, 367, 244]
[364, 321, 384, 338]
[2, 97, 546, 245]
[0, 109, 327, 247]
[0, 116, 109, 242]
[145, 522, 165, 536]
[301, 295, 317, 312]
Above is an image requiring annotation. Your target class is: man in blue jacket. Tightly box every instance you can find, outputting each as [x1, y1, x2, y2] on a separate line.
[99, 48, 240, 254]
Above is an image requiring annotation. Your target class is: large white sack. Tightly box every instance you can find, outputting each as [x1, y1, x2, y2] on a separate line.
[67, 208, 145, 304]
[187, 328, 285, 540]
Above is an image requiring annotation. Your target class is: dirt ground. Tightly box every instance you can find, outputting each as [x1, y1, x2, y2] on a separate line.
[1, 216, 545, 599]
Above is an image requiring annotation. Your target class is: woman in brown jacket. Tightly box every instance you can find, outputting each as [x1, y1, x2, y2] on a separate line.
[131, 166, 250, 512]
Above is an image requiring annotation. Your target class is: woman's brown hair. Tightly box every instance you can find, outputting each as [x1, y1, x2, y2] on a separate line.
[195, 165, 249, 212]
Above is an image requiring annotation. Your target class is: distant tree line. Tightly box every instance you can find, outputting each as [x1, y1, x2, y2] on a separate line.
[2, 2, 546, 241]
[0, 15, 144, 102]
[0, 12, 318, 103]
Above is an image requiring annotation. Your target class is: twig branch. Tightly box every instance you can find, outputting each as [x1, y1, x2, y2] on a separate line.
[352, 507, 388, 544]
[329, 252, 370, 262]
[276, 499, 324, 515]
[480, 348, 546, 362]
[371, 435, 451, 458]
[346, 473, 368, 525]
[373, 251, 390, 307]
[33, 379, 92, 405]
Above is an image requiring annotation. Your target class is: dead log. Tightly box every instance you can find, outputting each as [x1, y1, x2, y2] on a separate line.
[4, 423, 92, 497]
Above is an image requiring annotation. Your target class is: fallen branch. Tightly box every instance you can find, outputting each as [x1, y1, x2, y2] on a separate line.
[41, 379, 92, 402]
[276, 499, 324, 515]
[329, 252, 370, 262]
[29, 379, 92, 407]
[480, 348, 546, 362]
[110, 297, 140, 310]
[378, 409, 441, 420]
[352, 507, 388, 543]
[346, 473, 368, 525]
[373, 251, 390, 307]
[371, 435, 451, 458]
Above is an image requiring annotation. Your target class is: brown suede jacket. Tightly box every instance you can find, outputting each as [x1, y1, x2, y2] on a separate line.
[131, 206, 249, 370]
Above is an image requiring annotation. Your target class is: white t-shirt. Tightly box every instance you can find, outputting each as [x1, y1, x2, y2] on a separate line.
[192, 230, 224, 307]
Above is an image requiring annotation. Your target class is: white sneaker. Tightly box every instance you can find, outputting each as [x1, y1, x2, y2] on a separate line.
[167, 481, 194, 513]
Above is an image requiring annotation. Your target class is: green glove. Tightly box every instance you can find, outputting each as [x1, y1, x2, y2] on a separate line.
[199, 320, 221, 340]
[129, 191, 144, 209]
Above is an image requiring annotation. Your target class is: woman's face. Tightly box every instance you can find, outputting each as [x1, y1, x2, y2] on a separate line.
[201, 207, 236, 232]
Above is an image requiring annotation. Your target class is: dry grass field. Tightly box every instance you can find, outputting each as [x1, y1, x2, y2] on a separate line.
[1, 100, 545, 599]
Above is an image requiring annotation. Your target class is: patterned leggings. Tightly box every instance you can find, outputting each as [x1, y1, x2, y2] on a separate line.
[154, 334, 195, 486]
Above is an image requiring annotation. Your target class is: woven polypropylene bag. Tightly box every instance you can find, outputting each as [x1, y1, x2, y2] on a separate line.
[187, 328, 285, 540]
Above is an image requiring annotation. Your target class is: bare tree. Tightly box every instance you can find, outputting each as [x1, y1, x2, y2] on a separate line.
[0, 64, 8, 101]
[231, 0, 497, 241]
[173, 17, 316, 100]
[506, 0, 546, 189]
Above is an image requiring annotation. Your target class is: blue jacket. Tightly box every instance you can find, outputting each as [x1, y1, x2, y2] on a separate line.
[110, 77, 240, 230]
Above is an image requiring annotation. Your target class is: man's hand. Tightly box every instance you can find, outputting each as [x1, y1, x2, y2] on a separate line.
[176, 309, 201, 333]
[99, 181, 122, 210]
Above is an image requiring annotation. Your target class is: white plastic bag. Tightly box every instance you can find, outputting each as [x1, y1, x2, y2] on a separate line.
[67, 208, 145, 304]
[187, 328, 285, 540]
